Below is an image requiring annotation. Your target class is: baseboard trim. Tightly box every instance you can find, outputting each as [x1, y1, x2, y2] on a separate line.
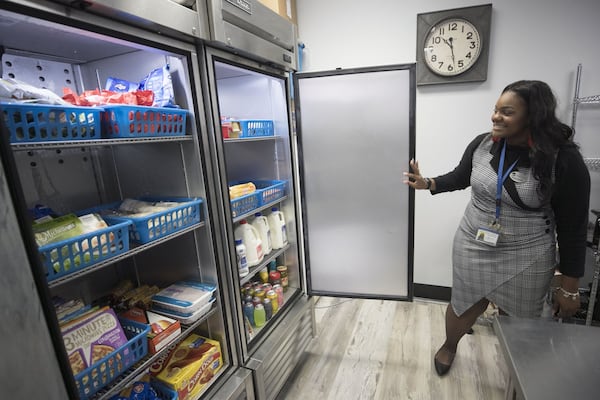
[414, 283, 451, 301]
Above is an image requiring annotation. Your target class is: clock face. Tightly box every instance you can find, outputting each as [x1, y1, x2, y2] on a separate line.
[423, 18, 482, 76]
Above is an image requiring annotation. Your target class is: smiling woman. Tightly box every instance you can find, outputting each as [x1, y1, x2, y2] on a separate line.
[403, 80, 590, 377]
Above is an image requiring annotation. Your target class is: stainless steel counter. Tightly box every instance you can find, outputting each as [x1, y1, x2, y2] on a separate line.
[493, 316, 600, 400]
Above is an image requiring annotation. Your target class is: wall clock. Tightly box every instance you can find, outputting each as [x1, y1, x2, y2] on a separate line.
[416, 4, 492, 86]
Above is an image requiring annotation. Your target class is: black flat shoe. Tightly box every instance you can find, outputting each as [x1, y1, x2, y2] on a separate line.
[434, 348, 455, 377]
[434, 358, 452, 376]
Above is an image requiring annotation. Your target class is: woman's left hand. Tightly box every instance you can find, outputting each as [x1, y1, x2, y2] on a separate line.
[552, 275, 581, 318]
[552, 291, 580, 318]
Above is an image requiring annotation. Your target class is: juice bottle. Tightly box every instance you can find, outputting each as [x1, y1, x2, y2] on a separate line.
[259, 268, 269, 284]
[254, 303, 266, 327]
[243, 302, 255, 326]
[263, 298, 273, 320]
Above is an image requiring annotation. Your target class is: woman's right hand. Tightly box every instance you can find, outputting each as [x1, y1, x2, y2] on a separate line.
[403, 159, 431, 190]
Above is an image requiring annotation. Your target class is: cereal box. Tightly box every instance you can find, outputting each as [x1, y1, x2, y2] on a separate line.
[151, 334, 222, 400]
[61, 306, 128, 375]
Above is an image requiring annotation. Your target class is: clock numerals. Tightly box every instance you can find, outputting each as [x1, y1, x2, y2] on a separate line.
[423, 18, 482, 77]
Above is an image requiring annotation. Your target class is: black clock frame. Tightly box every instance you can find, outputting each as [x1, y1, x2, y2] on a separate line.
[416, 4, 492, 86]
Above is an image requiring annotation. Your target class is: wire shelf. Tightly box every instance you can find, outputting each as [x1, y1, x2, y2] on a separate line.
[584, 158, 600, 171]
[577, 94, 600, 104]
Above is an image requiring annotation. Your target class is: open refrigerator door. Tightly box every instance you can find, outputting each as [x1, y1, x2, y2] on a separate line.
[0, 2, 241, 399]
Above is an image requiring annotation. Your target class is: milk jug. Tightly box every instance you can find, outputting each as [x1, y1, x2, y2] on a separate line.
[268, 207, 288, 249]
[251, 212, 272, 254]
[235, 239, 249, 277]
[234, 220, 264, 266]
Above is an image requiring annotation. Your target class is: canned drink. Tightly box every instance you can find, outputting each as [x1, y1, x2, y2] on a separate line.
[243, 283, 253, 293]
[253, 296, 262, 306]
[262, 283, 273, 292]
[244, 295, 253, 304]
[263, 298, 273, 320]
[254, 288, 265, 300]
[273, 284, 284, 308]
[266, 290, 278, 313]
[243, 302, 255, 326]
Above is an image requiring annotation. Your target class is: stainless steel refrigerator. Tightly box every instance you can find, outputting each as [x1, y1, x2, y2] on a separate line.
[201, 2, 415, 399]
[0, 0, 251, 399]
[0, 1, 416, 400]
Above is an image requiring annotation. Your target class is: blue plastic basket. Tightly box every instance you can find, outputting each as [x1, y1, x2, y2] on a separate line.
[39, 219, 132, 282]
[101, 105, 187, 138]
[230, 190, 260, 218]
[91, 197, 203, 244]
[256, 180, 287, 206]
[1, 102, 102, 143]
[230, 180, 287, 217]
[236, 119, 274, 138]
[75, 319, 150, 399]
[152, 381, 178, 400]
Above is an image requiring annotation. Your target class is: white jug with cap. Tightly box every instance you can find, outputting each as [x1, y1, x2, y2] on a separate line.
[268, 207, 288, 249]
[234, 220, 264, 266]
[251, 212, 272, 254]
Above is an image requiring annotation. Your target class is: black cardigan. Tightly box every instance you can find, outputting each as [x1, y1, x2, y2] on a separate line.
[433, 133, 590, 278]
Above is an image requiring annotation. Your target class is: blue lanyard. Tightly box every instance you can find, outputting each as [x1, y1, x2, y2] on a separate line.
[495, 140, 519, 222]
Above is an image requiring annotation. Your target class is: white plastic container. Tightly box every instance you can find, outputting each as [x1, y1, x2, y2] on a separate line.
[236, 239, 249, 277]
[251, 212, 272, 255]
[268, 207, 288, 249]
[234, 219, 264, 266]
[152, 299, 216, 324]
[151, 281, 216, 315]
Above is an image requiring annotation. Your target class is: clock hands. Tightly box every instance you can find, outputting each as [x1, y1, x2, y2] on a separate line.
[443, 37, 456, 68]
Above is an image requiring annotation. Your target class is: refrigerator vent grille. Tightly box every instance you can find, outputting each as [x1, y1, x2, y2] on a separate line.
[264, 306, 313, 400]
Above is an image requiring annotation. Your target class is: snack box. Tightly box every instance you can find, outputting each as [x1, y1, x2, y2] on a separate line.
[120, 307, 181, 354]
[151, 281, 216, 315]
[61, 306, 128, 375]
[150, 334, 222, 400]
[152, 299, 215, 325]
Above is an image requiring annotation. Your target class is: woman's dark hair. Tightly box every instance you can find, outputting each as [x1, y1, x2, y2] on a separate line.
[502, 80, 575, 201]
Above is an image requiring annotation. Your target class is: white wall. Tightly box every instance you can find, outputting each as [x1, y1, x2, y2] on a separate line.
[296, 0, 600, 288]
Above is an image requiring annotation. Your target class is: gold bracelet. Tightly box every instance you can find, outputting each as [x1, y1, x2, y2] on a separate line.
[558, 287, 580, 300]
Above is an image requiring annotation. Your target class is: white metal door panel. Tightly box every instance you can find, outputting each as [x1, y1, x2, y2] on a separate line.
[296, 65, 415, 299]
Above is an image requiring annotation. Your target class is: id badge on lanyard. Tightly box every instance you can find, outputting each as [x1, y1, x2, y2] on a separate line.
[475, 140, 518, 247]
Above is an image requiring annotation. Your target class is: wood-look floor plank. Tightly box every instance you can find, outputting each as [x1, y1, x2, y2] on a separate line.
[278, 298, 508, 400]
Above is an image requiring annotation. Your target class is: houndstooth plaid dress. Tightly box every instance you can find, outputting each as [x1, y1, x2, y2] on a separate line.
[451, 134, 556, 317]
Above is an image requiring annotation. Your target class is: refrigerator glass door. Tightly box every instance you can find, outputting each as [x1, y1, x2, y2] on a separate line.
[0, 4, 236, 399]
[295, 65, 415, 300]
[203, 48, 302, 353]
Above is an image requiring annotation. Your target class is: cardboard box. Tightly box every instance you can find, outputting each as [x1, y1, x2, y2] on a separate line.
[150, 334, 222, 400]
[258, 0, 297, 25]
[61, 306, 129, 375]
[120, 307, 182, 354]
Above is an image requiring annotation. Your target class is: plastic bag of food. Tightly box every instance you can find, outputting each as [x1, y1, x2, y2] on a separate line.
[0, 77, 69, 105]
[105, 77, 139, 93]
[139, 65, 178, 108]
